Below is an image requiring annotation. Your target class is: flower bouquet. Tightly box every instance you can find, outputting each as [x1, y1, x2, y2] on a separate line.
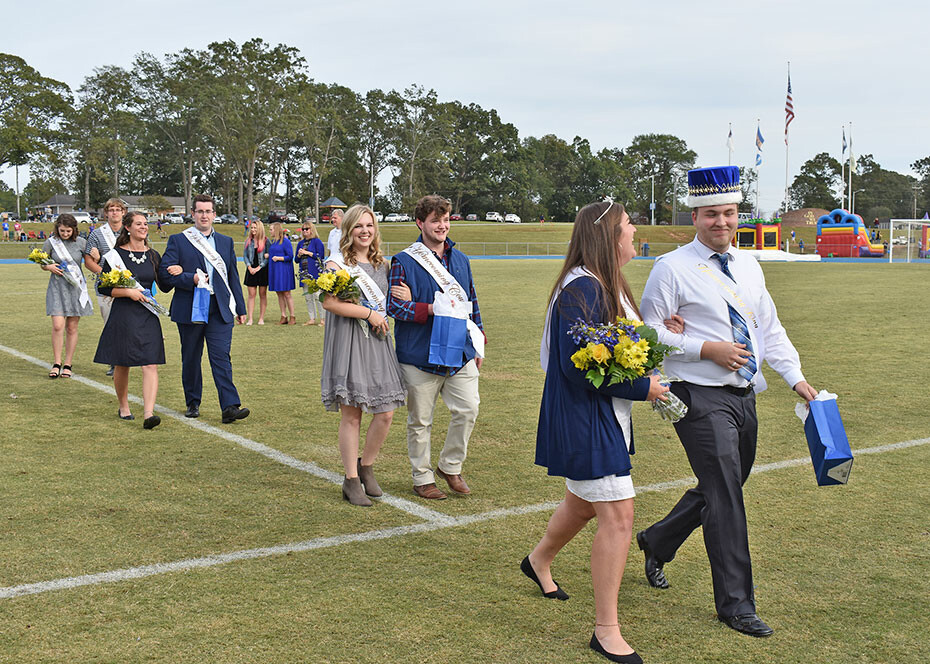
[28, 248, 81, 288]
[98, 268, 169, 316]
[568, 317, 689, 423]
[302, 266, 383, 339]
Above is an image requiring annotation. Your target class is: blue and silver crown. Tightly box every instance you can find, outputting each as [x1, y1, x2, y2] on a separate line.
[686, 166, 743, 208]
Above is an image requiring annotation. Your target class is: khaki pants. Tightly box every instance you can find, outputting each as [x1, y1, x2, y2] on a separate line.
[400, 361, 480, 486]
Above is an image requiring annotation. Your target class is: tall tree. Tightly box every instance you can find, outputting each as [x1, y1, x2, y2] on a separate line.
[76, 66, 135, 196]
[390, 84, 445, 209]
[358, 89, 399, 207]
[0, 53, 72, 171]
[624, 134, 696, 223]
[788, 152, 842, 210]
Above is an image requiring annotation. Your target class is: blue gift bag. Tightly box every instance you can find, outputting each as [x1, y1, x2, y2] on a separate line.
[191, 287, 210, 324]
[803, 399, 853, 486]
[429, 315, 467, 366]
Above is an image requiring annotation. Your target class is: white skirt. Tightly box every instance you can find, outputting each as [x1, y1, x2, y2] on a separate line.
[566, 473, 635, 502]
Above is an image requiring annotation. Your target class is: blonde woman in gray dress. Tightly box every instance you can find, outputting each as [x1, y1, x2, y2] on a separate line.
[320, 204, 408, 506]
[39, 214, 94, 378]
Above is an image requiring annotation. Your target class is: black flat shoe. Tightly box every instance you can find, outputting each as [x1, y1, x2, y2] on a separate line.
[118, 411, 134, 420]
[589, 633, 642, 664]
[106, 365, 114, 377]
[184, 403, 200, 418]
[521, 555, 569, 600]
[143, 415, 161, 430]
[637, 531, 669, 589]
[48, 363, 61, 379]
[718, 613, 774, 637]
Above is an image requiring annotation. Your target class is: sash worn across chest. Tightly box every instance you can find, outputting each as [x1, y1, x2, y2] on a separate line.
[329, 258, 386, 313]
[49, 236, 93, 309]
[403, 242, 484, 357]
[182, 227, 237, 316]
[100, 224, 117, 252]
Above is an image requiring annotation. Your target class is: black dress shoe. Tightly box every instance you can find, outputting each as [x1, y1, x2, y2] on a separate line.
[718, 613, 774, 637]
[589, 633, 643, 663]
[520, 555, 569, 600]
[118, 411, 134, 421]
[221, 405, 250, 423]
[637, 531, 669, 589]
[185, 403, 200, 418]
[143, 415, 161, 430]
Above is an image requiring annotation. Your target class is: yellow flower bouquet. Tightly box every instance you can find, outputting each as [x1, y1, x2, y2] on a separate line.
[97, 268, 169, 316]
[301, 267, 360, 304]
[28, 248, 81, 288]
[569, 317, 688, 422]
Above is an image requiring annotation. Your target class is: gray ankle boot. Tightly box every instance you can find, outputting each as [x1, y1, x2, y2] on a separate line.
[342, 476, 372, 506]
[357, 458, 383, 497]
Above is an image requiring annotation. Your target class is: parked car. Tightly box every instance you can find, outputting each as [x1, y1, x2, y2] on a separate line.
[450, 213, 462, 221]
[267, 210, 288, 223]
[286, 213, 298, 223]
[504, 213, 522, 223]
[71, 211, 93, 224]
[465, 214, 478, 221]
[373, 211, 383, 222]
[384, 213, 405, 223]
[486, 211, 503, 222]
[164, 212, 184, 224]
[219, 213, 239, 224]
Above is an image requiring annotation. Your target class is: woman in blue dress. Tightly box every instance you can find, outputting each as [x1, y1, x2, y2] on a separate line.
[267, 221, 296, 324]
[523, 201, 669, 664]
[296, 221, 326, 325]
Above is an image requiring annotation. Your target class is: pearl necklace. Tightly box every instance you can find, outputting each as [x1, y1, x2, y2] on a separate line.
[127, 247, 147, 265]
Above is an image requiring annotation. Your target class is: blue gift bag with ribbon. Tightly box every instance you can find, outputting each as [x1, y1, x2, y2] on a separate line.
[191, 286, 210, 324]
[429, 315, 467, 366]
[803, 399, 853, 486]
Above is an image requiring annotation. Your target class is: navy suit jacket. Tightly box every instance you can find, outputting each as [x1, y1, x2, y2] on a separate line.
[159, 229, 246, 324]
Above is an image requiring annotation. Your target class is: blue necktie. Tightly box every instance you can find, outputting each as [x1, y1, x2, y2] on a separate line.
[713, 253, 757, 383]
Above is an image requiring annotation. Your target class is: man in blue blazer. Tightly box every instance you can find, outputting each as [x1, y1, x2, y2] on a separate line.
[159, 194, 249, 423]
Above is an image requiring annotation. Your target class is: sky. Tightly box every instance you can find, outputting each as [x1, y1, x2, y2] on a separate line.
[3, 0, 928, 215]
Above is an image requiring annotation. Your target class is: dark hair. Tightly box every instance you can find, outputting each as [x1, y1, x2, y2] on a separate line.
[193, 194, 215, 211]
[54, 214, 78, 241]
[550, 201, 640, 322]
[116, 211, 150, 248]
[414, 195, 451, 223]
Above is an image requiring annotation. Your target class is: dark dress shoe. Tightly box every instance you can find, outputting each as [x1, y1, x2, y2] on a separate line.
[221, 405, 250, 423]
[413, 483, 447, 500]
[521, 555, 569, 600]
[143, 415, 161, 430]
[185, 403, 200, 418]
[435, 467, 470, 494]
[589, 633, 643, 663]
[637, 531, 669, 589]
[106, 365, 115, 377]
[118, 411, 134, 420]
[718, 613, 774, 637]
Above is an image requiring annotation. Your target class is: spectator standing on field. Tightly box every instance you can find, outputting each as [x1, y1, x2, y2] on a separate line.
[326, 209, 344, 263]
[83, 198, 127, 377]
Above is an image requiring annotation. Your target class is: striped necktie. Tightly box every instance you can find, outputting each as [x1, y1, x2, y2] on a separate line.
[713, 253, 757, 383]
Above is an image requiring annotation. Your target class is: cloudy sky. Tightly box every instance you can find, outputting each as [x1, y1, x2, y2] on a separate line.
[3, 0, 927, 214]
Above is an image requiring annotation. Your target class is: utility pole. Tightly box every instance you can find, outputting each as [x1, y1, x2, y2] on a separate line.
[15, 164, 21, 217]
[650, 174, 656, 226]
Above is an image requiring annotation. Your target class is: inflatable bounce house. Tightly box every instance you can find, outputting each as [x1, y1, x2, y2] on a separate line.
[734, 219, 781, 250]
[816, 209, 885, 257]
[920, 225, 930, 259]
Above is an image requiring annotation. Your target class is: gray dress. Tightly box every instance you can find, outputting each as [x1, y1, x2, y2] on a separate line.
[42, 238, 94, 317]
[320, 262, 406, 413]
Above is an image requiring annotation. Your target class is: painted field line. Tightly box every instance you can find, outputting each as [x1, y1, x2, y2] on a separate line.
[0, 343, 449, 525]
[3, 434, 927, 601]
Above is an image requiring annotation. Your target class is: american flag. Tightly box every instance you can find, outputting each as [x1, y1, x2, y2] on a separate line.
[785, 73, 795, 144]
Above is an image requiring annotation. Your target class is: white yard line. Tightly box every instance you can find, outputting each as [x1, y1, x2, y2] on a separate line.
[2, 342, 927, 600]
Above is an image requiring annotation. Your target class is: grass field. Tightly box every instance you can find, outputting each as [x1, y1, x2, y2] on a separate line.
[1, 254, 928, 663]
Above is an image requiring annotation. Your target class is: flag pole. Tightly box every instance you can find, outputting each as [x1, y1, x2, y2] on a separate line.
[783, 62, 791, 216]
[755, 118, 761, 218]
[848, 122, 854, 214]
[728, 123, 733, 165]
[840, 125, 846, 209]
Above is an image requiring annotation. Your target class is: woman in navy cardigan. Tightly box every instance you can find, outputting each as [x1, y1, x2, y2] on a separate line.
[523, 201, 669, 664]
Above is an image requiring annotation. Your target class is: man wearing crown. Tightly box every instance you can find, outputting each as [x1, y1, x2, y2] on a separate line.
[635, 166, 817, 637]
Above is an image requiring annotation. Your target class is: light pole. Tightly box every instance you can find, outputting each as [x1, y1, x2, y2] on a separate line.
[650, 174, 656, 226]
[851, 188, 864, 216]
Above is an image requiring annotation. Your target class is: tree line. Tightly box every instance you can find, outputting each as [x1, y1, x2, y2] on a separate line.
[2, 41, 928, 223]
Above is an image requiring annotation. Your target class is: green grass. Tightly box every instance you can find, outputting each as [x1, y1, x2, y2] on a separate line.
[0, 260, 928, 663]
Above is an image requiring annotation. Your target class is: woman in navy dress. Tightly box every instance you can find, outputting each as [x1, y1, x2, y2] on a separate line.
[94, 211, 172, 430]
[523, 201, 669, 664]
[296, 221, 326, 325]
[267, 221, 296, 324]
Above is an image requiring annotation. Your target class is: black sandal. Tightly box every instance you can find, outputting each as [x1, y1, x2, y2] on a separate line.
[60, 365, 72, 378]
[48, 363, 62, 379]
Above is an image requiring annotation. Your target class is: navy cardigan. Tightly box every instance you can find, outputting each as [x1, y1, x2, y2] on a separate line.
[535, 276, 651, 481]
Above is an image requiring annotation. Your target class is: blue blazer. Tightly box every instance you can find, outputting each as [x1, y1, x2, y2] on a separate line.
[159, 230, 246, 324]
[535, 276, 651, 481]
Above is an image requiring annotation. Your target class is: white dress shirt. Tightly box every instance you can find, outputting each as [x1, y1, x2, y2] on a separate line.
[640, 237, 805, 393]
[326, 226, 343, 263]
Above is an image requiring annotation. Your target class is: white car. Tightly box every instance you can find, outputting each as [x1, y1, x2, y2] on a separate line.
[486, 211, 503, 222]
[385, 213, 410, 222]
[373, 212, 383, 222]
[504, 213, 521, 223]
[165, 212, 184, 224]
[71, 211, 92, 224]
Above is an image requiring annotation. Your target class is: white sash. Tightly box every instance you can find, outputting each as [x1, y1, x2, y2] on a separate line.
[329, 258, 386, 313]
[689, 259, 767, 392]
[402, 242, 485, 357]
[102, 248, 160, 318]
[539, 266, 633, 444]
[182, 227, 237, 316]
[49, 236, 92, 309]
[100, 224, 118, 251]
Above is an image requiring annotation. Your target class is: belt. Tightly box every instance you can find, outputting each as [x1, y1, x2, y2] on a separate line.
[682, 382, 754, 397]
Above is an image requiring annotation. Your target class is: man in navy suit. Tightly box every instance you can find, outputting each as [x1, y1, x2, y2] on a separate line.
[159, 194, 249, 423]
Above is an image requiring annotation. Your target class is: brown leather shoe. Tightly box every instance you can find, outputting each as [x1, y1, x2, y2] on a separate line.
[436, 467, 471, 495]
[413, 483, 447, 500]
